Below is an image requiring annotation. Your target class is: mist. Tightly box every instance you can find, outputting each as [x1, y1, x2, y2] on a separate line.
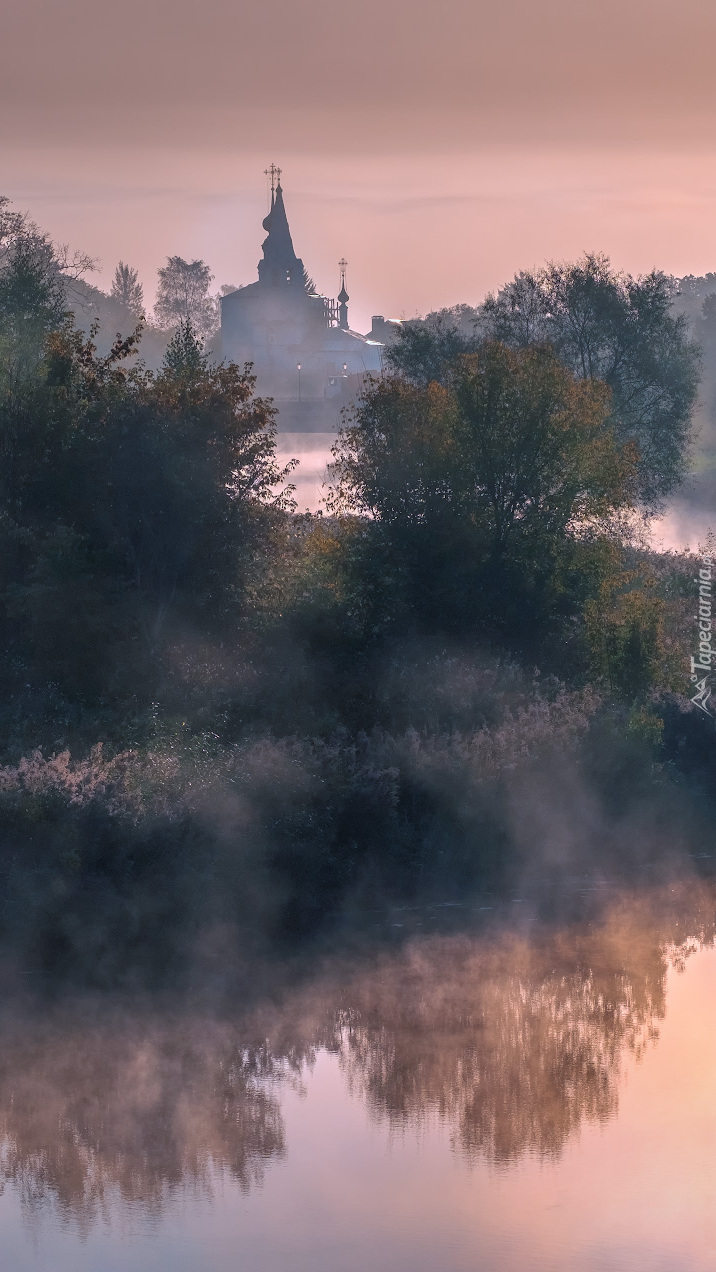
[3, 2, 716, 1254]
[0, 879, 714, 1249]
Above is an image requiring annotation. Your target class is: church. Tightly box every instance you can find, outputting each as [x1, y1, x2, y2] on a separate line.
[220, 169, 399, 430]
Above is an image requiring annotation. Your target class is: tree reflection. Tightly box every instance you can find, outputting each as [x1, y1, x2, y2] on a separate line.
[0, 1016, 288, 1234]
[330, 915, 673, 1163]
[298, 887, 716, 1164]
[0, 886, 712, 1228]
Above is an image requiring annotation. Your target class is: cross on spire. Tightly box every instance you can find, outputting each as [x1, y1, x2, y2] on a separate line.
[337, 258, 349, 329]
[264, 164, 282, 198]
[258, 169, 304, 288]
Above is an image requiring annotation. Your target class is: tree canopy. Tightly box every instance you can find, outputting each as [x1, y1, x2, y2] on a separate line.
[386, 255, 698, 507]
[154, 256, 218, 339]
[0, 197, 70, 381]
[330, 342, 636, 636]
[0, 312, 294, 692]
[110, 261, 144, 318]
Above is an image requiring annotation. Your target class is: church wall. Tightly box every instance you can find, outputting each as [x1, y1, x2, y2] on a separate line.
[221, 288, 383, 420]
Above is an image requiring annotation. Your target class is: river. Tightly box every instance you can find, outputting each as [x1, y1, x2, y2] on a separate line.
[1, 881, 715, 1270]
[276, 431, 714, 556]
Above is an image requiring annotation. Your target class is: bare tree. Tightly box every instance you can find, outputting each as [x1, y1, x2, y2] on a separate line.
[0, 197, 93, 292]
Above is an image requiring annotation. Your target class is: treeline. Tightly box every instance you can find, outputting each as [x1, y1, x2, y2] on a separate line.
[59, 237, 233, 370]
[0, 197, 713, 981]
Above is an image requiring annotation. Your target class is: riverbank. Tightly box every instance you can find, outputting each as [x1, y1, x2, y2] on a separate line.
[0, 677, 714, 990]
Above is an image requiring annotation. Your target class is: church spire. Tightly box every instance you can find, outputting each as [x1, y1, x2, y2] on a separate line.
[337, 258, 349, 329]
[258, 166, 305, 289]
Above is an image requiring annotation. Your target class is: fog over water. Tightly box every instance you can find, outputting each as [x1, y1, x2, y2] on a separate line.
[4, 3, 716, 1267]
[1, 881, 715, 1271]
[277, 430, 715, 548]
[275, 433, 335, 513]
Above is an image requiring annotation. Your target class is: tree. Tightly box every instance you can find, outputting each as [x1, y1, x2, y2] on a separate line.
[385, 257, 698, 507]
[0, 196, 96, 392]
[329, 342, 636, 637]
[481, 255, 699, 506]
[162, 317, 209, 379]
[0, 310, 295, 693]
[110, 261, 144, 318]
[301, 266, 317, 295]
[384, 308, 478, 387]
[0, 197, 68, 380]
[154, 256, 217, 339]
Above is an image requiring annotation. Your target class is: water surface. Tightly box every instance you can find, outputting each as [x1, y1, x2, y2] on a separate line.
[275, 431, 334, 511]
[3, 884, 716, 1271]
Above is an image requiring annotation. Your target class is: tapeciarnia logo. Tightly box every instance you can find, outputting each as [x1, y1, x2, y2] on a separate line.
[690, 553, 714, 716]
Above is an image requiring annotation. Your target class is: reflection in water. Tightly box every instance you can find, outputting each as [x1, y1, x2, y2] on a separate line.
[341, 897, 716, 1162]
[0, 1018, 289, 1234]
[275, 431, 335, 512]
[334, 927, 660, 1164]
[0, 886, 713, 1233]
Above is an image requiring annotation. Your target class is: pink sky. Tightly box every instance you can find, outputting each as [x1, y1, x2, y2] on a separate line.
[4, 0, 716, 331]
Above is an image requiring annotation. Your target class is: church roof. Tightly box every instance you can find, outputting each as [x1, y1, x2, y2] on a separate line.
[258, 182, 304, 288]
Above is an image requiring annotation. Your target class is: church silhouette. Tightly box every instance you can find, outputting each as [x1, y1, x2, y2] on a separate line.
[220, 168, 399, 430]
